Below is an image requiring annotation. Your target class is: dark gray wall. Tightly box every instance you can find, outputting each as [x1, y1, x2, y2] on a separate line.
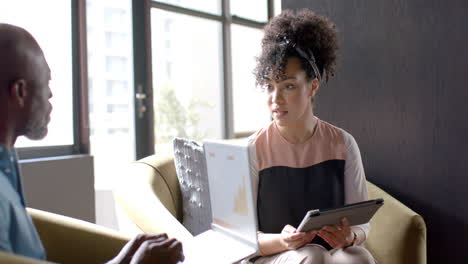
[283, 0, 468, 263]
[20, 155, 95, 223]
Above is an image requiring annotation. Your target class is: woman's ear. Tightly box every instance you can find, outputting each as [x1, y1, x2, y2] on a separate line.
[309, 78, 320, 97]
[9, 79, 28, 108]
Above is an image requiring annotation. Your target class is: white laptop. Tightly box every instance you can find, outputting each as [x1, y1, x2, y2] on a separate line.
[181, 140, 259, 264]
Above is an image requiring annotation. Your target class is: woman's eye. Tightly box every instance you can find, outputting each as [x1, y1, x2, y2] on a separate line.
[262, 84, 274, 92]
[284, 84, 295, 90]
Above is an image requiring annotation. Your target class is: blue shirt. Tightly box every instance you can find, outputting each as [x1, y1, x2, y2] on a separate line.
[0, 143, 46, 260]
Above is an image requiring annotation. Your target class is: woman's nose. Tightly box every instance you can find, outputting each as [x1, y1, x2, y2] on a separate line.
[271, 88, 284, 104]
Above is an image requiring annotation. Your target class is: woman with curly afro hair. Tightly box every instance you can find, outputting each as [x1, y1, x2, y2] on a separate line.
[247, 9, 376, 264]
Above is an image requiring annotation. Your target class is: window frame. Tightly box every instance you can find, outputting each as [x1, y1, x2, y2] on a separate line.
[142, 0, 275, 155]
[16, 0, 277, 160]
[17, 0, 90, 159]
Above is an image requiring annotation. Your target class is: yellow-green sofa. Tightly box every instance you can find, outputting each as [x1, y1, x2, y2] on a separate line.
[115, 154, 427, 264]
[0, 208, 130, 264]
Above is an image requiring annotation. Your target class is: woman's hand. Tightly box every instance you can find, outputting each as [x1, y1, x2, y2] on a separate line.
[317, 217, 355, 249]
[280, 224, 317, 250]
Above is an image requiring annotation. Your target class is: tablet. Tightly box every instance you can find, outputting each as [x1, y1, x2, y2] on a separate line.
[297, 198, 384, 232]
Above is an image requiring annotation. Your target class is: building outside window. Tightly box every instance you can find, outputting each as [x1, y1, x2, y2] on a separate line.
[86, 0, 135, 189]
[0, 0, 74, 148]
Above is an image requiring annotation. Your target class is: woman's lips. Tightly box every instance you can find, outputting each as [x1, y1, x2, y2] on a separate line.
[273, 110, 288, 118]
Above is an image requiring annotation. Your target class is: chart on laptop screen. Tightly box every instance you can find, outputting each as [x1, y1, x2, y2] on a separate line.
[204, 141, 257, 241]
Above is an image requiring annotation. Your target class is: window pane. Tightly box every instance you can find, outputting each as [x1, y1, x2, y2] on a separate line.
[106, 56, 128, 74]
[104, 8, 126, 27]
[155, 0, 221, 15]
[274, 0, 282, 15]
[232, 25, 270, 135]
[105, 32, 128, 50]
[231, 0, 268, 22]
[87, 0, 135, 189]
[151, 9, 223, 154]
[0, 0, 73, 147]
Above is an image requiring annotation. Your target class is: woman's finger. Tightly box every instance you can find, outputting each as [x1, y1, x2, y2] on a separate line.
[322, 224, 346, 241]
[317, 230, 337, 248]
[284, 232, 304, 241]
[319, 229, 338, 240]
[320, 228, 346, 248]
[287, 236, 308, 249]
[282, 224, 297, 234]
[296, 231, 316, 246]
[340, 217, 350, 227]
[340, 218, 350, 230]
[305, 230, 317, 242]
[321, 225, 338, 234]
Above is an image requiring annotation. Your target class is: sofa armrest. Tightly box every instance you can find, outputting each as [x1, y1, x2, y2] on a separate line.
[28, 208, 131, 264]
[0, 251, 55, 264]
[366, 182, 427, 264]
[114, 175, 193, 244]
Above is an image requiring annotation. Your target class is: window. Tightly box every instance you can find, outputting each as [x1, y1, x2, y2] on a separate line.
[107, 104, 129, 113]
[87, 0, 135, 189]
[156, 0, 221, 15]
[151, 0, 277, 155]
[106, 80, 129, 96]
[231, 0, 268, 22]
[151, 8, 223, 154]
[105, 32, 127, 51]
[0, 0, 75, 150]
[104, 8, 126, 28]
[108, 128, 129, 135]
[106, 56, 128, 74]
[231, 25, 270, 134]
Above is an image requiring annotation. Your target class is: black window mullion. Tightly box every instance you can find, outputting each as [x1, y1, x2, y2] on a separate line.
[221, 0, 234, 139]
[133, 0, 155, 160]
[73, 0, 90, 155]
[231, 15, 265, 29]
[268, 0, 275, 19]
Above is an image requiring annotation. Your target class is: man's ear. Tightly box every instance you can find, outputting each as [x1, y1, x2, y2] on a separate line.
[9, 79, 28, 108]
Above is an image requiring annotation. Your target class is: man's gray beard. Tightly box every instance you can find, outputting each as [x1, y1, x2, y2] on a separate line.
[24, 120, 48, 140]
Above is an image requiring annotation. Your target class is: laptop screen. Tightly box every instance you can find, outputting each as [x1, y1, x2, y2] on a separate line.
[203, 140, 258, 247]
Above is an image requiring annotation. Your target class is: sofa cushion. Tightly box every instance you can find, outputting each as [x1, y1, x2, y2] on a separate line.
[173, 138, 212, 235]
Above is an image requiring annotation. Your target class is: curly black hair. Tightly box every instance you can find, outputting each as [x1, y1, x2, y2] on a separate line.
[254, 9, 338, 87]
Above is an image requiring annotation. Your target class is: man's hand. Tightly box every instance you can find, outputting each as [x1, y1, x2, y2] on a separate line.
[280, 224, 317, 250]
[130, 236, 184, 264]
[317, 217, 355, 249]
[109, 234, 184, 264]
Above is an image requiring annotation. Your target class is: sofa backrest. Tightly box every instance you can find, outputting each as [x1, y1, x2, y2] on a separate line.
[366, 182, 427, 264]
[114, 154, 193, 241]
[133, 155, 183, 221]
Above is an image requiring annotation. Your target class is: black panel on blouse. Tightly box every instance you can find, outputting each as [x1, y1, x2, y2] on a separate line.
[257, 160, 345, 249]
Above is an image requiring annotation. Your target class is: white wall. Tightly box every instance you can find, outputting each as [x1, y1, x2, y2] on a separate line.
[19, 155, 95, 223]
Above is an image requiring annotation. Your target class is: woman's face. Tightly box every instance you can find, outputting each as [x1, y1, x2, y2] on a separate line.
[263, 57, 318, 127]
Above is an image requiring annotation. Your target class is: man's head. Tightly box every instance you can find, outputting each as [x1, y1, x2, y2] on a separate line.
[0, 23, 52, 147]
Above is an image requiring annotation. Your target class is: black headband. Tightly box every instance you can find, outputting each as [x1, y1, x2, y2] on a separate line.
[277, 35, 322, 82]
